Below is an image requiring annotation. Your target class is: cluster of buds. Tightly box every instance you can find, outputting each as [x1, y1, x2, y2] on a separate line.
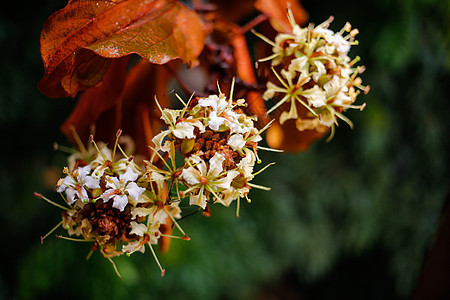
[37, 89, 274, 277]
[37, 131, 186, 277]
[254, 9, 370, 139]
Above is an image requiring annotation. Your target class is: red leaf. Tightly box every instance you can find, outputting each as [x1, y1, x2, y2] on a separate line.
[39, 0, 207, 98]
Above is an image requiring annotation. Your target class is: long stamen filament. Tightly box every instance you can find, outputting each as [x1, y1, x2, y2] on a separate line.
[147, 243, 165, 277]
[106, 256, 123, 279]
[162, 207, 188, 238]
[41, 220, 63, 244]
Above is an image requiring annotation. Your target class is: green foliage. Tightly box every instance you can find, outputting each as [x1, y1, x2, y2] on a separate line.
[1, 0, 449, 299]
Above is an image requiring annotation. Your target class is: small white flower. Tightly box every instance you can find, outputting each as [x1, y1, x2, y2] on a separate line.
[208, 110, 226, 130]
[227, 134, 246, 151]
[129, 221, 148, 236]
[198, 94, 228, 111]
[152, 118, 205, 152]
[302, 85, 327, 108]
[180, 153, 239, 209]
[312, 61, 327, 82]
[236, 149, 256, 180]
[160, 109, 181, 125]
[100, 166, 146, 211]
[56, 165, 100, 205]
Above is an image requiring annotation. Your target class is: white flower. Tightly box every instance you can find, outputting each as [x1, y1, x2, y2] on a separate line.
[324, 75, 347, 98]
[312, 61, 327, 82]
[302, 85, 327, 108]
[227, 134, 246, 151]
[56, 165, 100, 205]
[160, 109, 181, 125]
[236, 149, 256, 180]
[288, 56, 308, 75]
[180, 153, 239, 209]
[198, 94, 228, 111]
[90, 145, 128, 179]
[208, 110, 226, 130]
[218, 186, 250, 207]
[330, 33, 351, 54]
[100, 166, 146, 211]
[152, 118, 205, 152]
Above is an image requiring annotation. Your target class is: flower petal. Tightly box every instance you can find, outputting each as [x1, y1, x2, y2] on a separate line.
[130, 221, 148, 236]
[189, 188, 207, 209]
[83, 176, 100, 189]
[181, 168, 201, 186]
[227, 134, 246, 151]
[172, 121, 196, 139]
[208, 110, 225, 130]
[112, 194, 128, 211]
[126, 182, 146, 201]
[207, 152, 225, 178]
[121, 166, 139, 183]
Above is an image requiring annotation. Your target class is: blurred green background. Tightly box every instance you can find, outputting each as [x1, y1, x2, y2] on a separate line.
[1, 0, 449, 299]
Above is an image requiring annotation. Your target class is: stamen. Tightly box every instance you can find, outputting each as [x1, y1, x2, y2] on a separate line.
[86, 250, 94, 260]
[90, 135, 108, 162]
[148, 146, 173, 172]
[111, 129, 122, 163]
[266, 94, 290, 116]
[154, 96, 175, 128]
[326, 124, 336, 142]
[106, 256, 123, 279]
[350, 28, 359, 36]
[247, 182, 271, 191]
[162, 207, 188, 238]
[36, 193, 69, 211]
[159, 233, 189, 240]
[256, 146, 284, 152]
[286, 5, 296, 29]
[252, 162, 276, 176]
[56, 235, 95, 242]
[69, 127, 88, 154]
[41, 220, 63, 244]
[236, 196, 241, 218]
[147, 243, 165, 277]
[251, 29, 280, 49]
[229, 77, 235, 103]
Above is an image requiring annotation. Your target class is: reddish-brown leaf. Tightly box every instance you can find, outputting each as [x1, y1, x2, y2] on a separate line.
[60, 56, 130, 146]
[254, 0, 308, 31]
[39, 0, 207, 98]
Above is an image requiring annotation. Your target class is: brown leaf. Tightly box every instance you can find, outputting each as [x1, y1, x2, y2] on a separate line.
[39, 0, 207, 98]
[254, 0, 308, 31]
[60, 56, 131, 146]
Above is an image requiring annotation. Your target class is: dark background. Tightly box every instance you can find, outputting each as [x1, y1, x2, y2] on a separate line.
[1, 0, 449, 299]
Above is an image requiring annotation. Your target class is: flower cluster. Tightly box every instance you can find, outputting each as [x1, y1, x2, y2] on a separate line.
[38, 91, 273, 277]
[149, 91, 272, 214]
[38, 131, 184, 277]
[255, 9, 369, 139]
